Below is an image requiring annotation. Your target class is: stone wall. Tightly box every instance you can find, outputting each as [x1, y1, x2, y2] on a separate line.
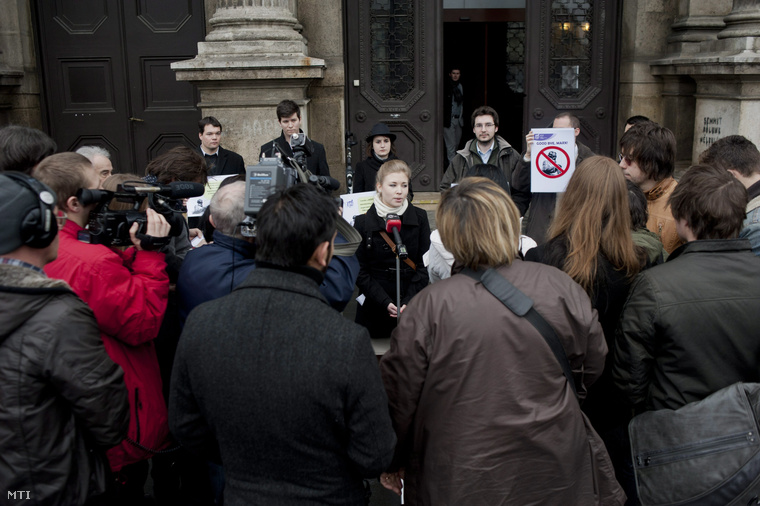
[0, 0, 42, 127]
[617, 0, 679, 141]
[298, 0, 346, 185]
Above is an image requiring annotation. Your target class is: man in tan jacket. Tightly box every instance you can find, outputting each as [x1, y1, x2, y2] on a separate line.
[619, 122, 683, 253]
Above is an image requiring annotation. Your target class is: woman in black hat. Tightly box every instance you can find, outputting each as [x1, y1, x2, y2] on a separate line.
[354, 123, 399, 193]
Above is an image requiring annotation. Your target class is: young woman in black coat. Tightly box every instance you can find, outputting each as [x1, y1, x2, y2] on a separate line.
[524, 155, 646, 502]
[353, 123, 398, 193]
[354, 160, 430, 339]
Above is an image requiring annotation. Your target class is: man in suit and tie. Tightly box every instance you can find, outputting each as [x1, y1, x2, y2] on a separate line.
[197, 116, 246, 176]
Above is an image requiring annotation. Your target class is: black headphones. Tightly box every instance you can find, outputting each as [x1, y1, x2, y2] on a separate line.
[3, 171, 58, 249]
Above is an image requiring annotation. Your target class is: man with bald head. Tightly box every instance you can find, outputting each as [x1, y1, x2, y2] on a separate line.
[177, 180, 256, 324]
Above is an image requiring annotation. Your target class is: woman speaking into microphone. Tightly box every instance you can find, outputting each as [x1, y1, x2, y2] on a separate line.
[353, 160, 430, 339]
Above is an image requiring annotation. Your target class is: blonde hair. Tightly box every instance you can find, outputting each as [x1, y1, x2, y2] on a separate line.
[437, 177, 520, 269]
[375, 159, 411, 188]
[548, 156, 641, 293]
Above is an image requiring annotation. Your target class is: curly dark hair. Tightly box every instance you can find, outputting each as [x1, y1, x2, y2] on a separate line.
[145, 146, 208, 185]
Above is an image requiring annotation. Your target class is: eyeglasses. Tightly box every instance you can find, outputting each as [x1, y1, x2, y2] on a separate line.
[618, 153, 633, 165]
[55, 210, 67, 228]
[475, 123, 495, 129]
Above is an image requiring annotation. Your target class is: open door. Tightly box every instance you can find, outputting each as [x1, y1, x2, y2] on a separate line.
[523, 0, 621, 156]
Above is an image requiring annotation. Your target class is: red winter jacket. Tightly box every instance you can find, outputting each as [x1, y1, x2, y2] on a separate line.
[45, 220, 171, 471]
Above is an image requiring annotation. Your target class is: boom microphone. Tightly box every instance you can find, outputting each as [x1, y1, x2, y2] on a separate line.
[127, 181, 205, 199]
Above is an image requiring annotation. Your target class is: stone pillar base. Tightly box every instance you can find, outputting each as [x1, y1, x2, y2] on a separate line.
[171, 2, 325, 165]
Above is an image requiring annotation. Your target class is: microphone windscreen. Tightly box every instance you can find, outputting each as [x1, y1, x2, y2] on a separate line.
[166, 181, 205, 199]
[386, 213, 402, 233]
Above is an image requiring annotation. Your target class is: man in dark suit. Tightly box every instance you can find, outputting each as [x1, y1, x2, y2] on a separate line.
[259, 99, 330, 177]
[169, 183, 395, 504]
[197, 116, 245, 176]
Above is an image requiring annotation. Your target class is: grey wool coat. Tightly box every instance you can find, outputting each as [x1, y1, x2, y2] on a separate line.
[169, 266, 396, 506]
[380, 259, 625, 506]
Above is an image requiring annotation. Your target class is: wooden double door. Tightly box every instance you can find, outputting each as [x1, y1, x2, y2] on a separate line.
[344, 0, 622, 189]
[35, 0, 205, 174]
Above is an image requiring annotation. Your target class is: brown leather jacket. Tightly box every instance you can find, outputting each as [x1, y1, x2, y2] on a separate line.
[645, 176, 683, 254]
[380, 259, 625, 505]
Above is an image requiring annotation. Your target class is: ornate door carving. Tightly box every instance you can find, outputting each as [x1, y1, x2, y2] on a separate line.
[524, 0, 621, 156]
[35, 0, 204, 173]
[345, 0, 442, 190]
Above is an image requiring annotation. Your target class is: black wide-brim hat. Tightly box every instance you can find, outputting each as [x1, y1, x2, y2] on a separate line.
[366, 123, 396, 143]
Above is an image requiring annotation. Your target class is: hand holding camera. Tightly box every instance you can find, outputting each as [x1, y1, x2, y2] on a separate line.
[130, 208, 170, 251]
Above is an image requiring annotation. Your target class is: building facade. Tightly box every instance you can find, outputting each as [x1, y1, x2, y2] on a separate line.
[1, 0, 758, 188]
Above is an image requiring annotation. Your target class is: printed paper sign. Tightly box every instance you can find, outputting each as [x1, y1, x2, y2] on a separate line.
[340, 190, 376, 226]
[530, 128, 576, 193]
[186, 174, 237, 217]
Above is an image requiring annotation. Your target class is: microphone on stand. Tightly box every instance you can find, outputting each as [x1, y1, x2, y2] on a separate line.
[385, 213, 408, 260]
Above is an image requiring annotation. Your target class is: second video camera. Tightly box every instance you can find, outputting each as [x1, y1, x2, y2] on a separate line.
[77, 180, 204, 247]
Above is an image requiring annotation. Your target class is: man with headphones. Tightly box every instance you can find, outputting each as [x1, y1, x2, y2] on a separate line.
[0, 171, 130, 505]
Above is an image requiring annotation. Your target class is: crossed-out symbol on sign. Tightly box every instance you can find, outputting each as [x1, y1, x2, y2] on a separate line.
[536, 146, 570, 178]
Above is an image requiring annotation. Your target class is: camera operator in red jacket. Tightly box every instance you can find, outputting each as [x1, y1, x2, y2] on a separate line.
[34, 153, 171, 504]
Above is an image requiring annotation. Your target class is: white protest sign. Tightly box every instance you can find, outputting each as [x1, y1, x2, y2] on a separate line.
[340, 190, 376, 226]
[186, 174, 237, 217]
[530, 128, 576, 193]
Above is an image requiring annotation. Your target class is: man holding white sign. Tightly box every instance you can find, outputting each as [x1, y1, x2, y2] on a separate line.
[513, 112, 595, 244]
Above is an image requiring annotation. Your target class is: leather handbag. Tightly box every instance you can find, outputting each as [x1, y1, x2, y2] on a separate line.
[629, 382, 760, 505]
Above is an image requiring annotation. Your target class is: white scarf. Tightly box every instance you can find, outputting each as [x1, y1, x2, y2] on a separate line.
[373, 193, 408, 219]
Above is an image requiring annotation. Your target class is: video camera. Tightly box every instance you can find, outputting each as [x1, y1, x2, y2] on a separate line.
[245, 137, 340, 218]
[77, 180, 204, 248]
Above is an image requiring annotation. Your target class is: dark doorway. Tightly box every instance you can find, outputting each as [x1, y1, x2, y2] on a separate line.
[443, 9, 526, 151]
[34, 0, 205, 174]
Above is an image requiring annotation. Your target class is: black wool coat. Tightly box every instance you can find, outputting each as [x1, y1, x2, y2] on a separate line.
[169, 266, 396, 506]
[354, 204, 430, 339]
[353, 153, 397, 193]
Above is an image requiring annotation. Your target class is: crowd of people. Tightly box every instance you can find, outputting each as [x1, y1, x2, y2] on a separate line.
[1, 96, 759, 506]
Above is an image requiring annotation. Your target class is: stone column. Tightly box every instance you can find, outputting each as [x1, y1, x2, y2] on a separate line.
[171, 0, 325, 165]
[617, 0, 679, 139]
[666, 0, 731, 53]
[650, 0, 760, 165]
